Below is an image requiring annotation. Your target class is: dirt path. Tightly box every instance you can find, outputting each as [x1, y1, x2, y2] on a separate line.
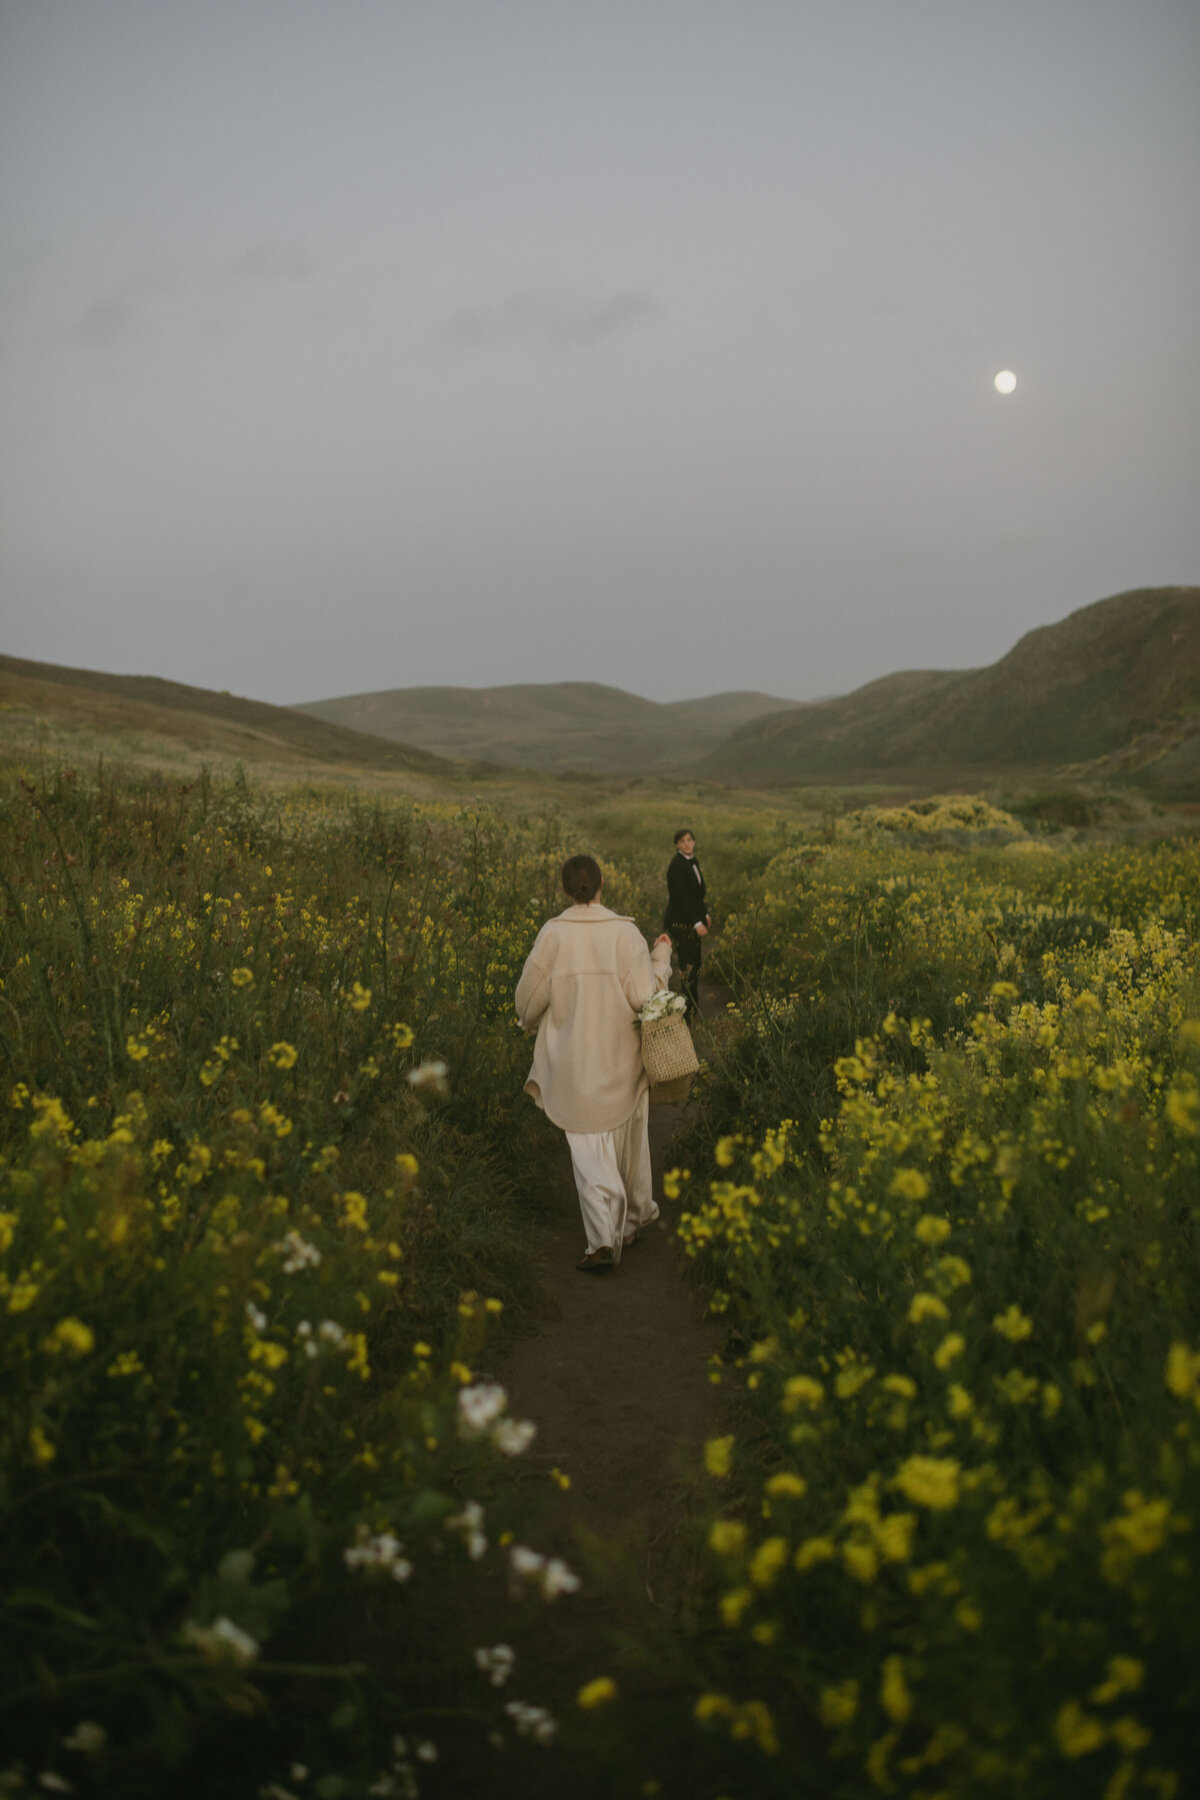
[424, 999, 729, 1798]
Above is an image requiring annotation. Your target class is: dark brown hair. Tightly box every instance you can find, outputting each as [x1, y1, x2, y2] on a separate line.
[561, 854, 603, 904]
[673, 827, 695, 845]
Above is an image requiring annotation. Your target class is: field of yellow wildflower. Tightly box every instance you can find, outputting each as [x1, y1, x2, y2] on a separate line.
[0, 763, 609, 1797]
[670, 807, 1200, 1797]
[4, 758, 1198, 1800]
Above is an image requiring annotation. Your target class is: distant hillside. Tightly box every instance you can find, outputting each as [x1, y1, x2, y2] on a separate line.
[0, 655, 457, 778]
[705, 588, 1200, 791]
[296, 682, 806, 774]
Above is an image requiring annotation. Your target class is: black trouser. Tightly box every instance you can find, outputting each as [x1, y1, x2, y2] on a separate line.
[668, 926, 702, 1013]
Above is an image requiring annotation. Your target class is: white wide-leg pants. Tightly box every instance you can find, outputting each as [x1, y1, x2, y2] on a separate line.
[565, 1091, 659, 1257]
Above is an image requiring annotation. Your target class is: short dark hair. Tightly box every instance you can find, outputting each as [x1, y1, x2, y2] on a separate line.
[561, 854, 603, 904]
[673, 827, 695, 845]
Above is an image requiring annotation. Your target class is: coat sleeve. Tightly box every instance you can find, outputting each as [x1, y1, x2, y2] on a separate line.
[619, 929, 673, 1016]
[515, 949, 550, 1033]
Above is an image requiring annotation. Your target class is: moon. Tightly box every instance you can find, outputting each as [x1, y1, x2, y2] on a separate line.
[994, 369, 1017, 395]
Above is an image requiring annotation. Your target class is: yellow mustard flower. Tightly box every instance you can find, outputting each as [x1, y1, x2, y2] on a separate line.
[1054, 1701, 1106, 1758]
[992, 1305, 1034, 1342]
[818, 1681, 860, 1728]
[705, 1436, 734, 1478]
[880, 1656, 912, 1724]
[895, 1455, 961, 1510]
[843, 1540, 879, 1583]
[782, 1374, 825, 1410]
[882, 1374, 917, 1399]
[934, 1331, 968, 1372]
[694, 1693, 734, 1724]
[874, 1512, 916, 1562]
[1165, 1343, 1200, 1400]
[749, 1537, 789, 1589]
[577, 1677, 617, 1710]
[909, 1293, 949, 1325]
[30, 1424, 56, 1465]
[1109, 1718, 1152, 1753]
[1165, 1079, 1198, 1135]
[765, 1472, 807, 1499]
[709, 1520, 747, 1555]
[889, 1169, 929, 1201]
[1090, 1657, 1144, 1706]
[719, 1587, 754, 1627]
[731, 1700, 779, 1756]
[795, 1536, 837, 1572]
[48, 1317, 95, 1356]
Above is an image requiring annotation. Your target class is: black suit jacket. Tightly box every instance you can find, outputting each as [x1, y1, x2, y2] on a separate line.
[664, 852, 708, 932]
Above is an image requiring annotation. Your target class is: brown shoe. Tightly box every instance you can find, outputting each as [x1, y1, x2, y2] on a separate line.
[576, 1246, 615, 1273]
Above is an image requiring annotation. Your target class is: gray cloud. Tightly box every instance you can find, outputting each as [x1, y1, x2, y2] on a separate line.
[229, 238, 316, 282]
[77, 294, 141, 346]
[76, 270, 168, 347]
[441, 289, 661, 350]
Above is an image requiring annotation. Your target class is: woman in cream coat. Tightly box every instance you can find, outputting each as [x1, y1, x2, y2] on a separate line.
[515, 854, 673, 1271]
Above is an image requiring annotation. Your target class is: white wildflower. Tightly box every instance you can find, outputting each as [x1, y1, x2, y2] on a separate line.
[414, 1743, 437, 1764]
[492, 1417, 537, 1457]
[61, 1724, 106, 1756]
[540, 1557, 582, 1599]
[406, 1059, 449, 1099]
[504, 1701, 557, 1745]
[507, 1545, 580, 1600]
[474, 1644, 516, 1687]
[318, 1320, 347, 1348]
[457, 1383, 508, 1439]
[445, 1500, 487, 1560]
[182, 1615, 260, 1666]
[508, 1545, 545, 1582]
[344, 1526, 412, 1582]
[38, 1779, 74, 1796]
[244, 1302, 268, 1334]
[276, 1230, 321, 1274]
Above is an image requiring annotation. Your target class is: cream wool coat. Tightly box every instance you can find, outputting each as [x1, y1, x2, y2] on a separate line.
[515, 904, 672, 1134]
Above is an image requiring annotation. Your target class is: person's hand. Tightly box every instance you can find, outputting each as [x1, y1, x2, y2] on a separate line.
[653, 933, 671, 948]
[695, 922, 708, 938]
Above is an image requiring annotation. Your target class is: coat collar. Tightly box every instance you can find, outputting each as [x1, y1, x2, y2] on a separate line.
[557, 903, 633, 923]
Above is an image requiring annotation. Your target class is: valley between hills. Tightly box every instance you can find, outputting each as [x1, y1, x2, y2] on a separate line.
[3, 586, 1197, 806]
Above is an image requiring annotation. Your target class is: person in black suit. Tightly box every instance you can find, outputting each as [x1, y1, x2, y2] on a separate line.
[663, 828, 710, 1014]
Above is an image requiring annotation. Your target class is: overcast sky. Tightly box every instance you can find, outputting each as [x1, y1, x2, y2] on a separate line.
[1, 1, 1197, 707]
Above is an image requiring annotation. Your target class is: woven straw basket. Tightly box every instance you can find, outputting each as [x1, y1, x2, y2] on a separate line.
[641, 1011, 700, 1086]
[648, 1071, 695, 1107]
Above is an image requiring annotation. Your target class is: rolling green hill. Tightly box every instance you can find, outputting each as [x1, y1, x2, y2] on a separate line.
[705, 587, 1200, 791]
[296, 681, 806, 774]
[0, 655, 458, 779]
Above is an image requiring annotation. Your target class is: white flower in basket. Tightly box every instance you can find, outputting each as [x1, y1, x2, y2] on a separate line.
[637, 988, 699, 1087]
[636, 988, 689, 1026]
